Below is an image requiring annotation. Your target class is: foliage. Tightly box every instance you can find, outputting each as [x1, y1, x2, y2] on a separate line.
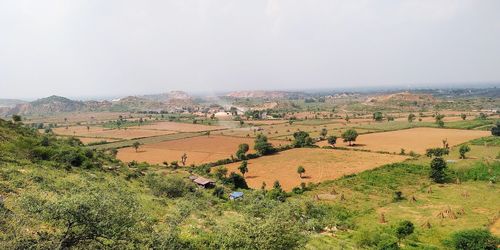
[447, 229, 499, 250]
[236, 143, 250, 160]
[492, 121, 500, 136]
[341, 129, 358, 146]
[425, 148, 449, 158]
[459, 144, 471, 159]
[225, 172, 249, 189]
[297, 166, 306, 178]
[238, 160, 248, 177]
[254, 134, 275, 155]
[395, 220, 414, 240]
[292, 131, 314, 148]
[373, 111, 384, 121]
[327, 135, 337, 146]
[145, 173, 193, 198]
[430, 157, 447, 183]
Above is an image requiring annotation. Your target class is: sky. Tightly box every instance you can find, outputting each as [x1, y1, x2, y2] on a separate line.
[1, 0, 500, 99]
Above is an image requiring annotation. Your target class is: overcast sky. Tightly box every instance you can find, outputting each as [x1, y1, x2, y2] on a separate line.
[1, 0, 499, 99]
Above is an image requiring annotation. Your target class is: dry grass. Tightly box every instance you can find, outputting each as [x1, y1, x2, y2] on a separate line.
[225, 148, 408, 191]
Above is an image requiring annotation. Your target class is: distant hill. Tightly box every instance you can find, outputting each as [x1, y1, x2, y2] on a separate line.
[0, 98, 27, 108]
[226, 91, 300, 99]
[142, 91, 192, 102]
[365, 91, 437, 107]
[6, 95, 85, 115]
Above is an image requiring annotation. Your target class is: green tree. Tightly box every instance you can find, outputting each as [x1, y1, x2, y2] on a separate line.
[373, 112, 383, 121]
[292, 131, 313, 148]
[214, 166, 228, 180]
[236, 143, 250, 160]
[460, 113, 467, 120]
[132, 141, 141, 152]
[435, 113, 445, 127]
[226, 172, 248, 189]
[297, 166, 306, 178]
[430, 157, 447, 183]
[448, 229, 499, 250]
[238, 160, 248, 177]
[327, 135, 337, 147]
[408, 113, 416, 123]
[459, 144, 471, 159]
[267, 181, 287, 202]
[12, 114, 21, 122]
[395, 220, 414, 241]
[426, 148, 449, 158]
[254, 134, 275, 155]
[342, 129, 358, 146]
[491, 121, 500, 136]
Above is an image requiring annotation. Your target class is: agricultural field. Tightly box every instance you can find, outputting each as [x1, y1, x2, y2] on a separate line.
[136, 121, 224, 132]
[51, 125, 177, 140]
[318, 127, 490, 154]
[225, 148, 408, 191]
[117, 135, 289, 165]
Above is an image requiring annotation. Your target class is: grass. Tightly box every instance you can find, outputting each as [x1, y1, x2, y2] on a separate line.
[469, 136, 500, 147]
[302, 143, 499, 249]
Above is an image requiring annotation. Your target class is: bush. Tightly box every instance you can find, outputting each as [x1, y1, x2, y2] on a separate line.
[430, 157, 447, 183]
[395, 220, 414, 240]
[447, 229, 499, 250]
[145, 174, 192, 198]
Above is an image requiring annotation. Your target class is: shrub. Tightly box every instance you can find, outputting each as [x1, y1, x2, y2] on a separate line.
[145, 174, 191, 198]
[395, 220, 414, 240]
[447, 229, 499, 250]
[459, 144, 471, 159]
[430, 157, 447, 183]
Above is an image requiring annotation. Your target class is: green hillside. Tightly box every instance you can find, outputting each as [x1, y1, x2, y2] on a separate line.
[0, 118, 498, 249]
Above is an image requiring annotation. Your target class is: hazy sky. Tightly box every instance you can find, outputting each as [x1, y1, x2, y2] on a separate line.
[1, 0, 500, 99]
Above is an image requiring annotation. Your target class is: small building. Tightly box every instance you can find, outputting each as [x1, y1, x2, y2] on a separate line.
[193, 177, 215, 189]
[229, 191, 244, 200]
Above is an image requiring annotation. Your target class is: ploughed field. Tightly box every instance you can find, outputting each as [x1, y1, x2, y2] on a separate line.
[117, 135, 288, 165]
[225, 148, 408, 191]
[317, 127, 489, 154]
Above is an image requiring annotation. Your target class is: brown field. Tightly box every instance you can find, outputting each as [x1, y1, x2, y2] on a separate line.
[52, 126, 177, 140]
[225, 148, 408, 191]
[318, 127, 489, 154]
[117, 135, 289, 165]
[136, 121, 224, 132]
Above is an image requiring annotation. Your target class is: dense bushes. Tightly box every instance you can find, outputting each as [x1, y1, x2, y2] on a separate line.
[145, 173, 194, 198]
[447, 229, 499, 250]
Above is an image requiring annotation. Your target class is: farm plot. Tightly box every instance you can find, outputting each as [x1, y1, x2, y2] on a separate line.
[117, 135, 289, 165]
[74, 137, 118, 144]
[52, 126, 177, 140]
[318, 127, 489, 154]
[225, 148, 408, 191]
[136, 121, 224, 132]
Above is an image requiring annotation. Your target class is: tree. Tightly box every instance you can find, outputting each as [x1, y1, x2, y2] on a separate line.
[132, 141, 141, 152]
[373, 112, 384, 121]
[238, 160, 248, 177]
[320, 128, 328, 139]
[297, 166, 305, 178]
[395, 220, 414, 241]
[460, 113, 467, 120]
[292, 131, 313, 148]
[408, 113, 416, 123]
[477, 113, 487, 120]
[267, 180, 287, 202]
[448, 229, 499, 250]
[430, 157, 447, 183]
[214, 166, 228, 180]
[180, 153, 188, 166]
[342, 129, 358, 146]
[459, 145, 471, 159]
[327, 136, 337, 147]
[254, 134, 275, 155]
[491, 121, 500, 136]
[236, 143, 250, 160]
[12, 115, 21, 122]
[226, 172, 248, 189]
[435, 113, 445, 127]
[212, 186, 225, 199]
[426, 148, 449, 158]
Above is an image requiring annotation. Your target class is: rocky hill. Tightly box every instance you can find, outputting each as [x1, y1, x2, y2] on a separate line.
[226, 91, 298, 99]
